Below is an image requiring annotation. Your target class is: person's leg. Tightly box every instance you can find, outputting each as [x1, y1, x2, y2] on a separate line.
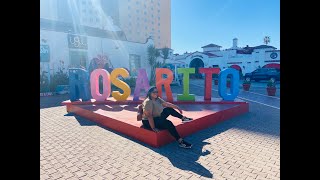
[155, 117, 181, 140]
[142, 120, 151, 129]
[161, 107, 183, 119]
[161, 107, 193, 122]
[154, 117, 192, 148]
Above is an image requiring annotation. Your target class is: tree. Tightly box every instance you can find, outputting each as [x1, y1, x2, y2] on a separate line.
[161, 47, 170, 65]
[147, 45, 160, 85]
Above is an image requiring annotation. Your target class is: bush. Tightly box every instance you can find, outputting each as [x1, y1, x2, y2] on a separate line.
[49, 69, 69, 92]
[40, 71, 50, 93]
[267, 79, 276, 88]
[243, 79, 251, 84]
[212, 74, 218, 79]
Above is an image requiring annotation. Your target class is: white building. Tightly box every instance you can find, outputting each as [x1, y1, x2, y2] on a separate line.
[40, 18, 154, 78]
[173, 38, 280, 77]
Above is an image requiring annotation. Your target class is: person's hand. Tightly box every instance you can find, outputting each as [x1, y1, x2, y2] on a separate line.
[152, 128, 160, 133]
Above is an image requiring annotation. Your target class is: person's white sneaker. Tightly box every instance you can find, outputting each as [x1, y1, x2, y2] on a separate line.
[182, 116, 193, 123]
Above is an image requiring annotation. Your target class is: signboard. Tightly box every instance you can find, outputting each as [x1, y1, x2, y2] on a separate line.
[68, 34, 88, 49]
[40, 45, 50, 62]
[270, 52, 278, 59]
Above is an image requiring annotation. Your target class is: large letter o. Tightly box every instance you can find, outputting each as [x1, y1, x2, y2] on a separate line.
[218, 68, 240, 101]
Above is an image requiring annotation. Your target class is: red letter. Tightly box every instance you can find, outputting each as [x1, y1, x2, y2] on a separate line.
[199, 68, 220, 100]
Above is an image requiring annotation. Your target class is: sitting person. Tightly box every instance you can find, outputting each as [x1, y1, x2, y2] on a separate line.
[142, 86, 193, 148]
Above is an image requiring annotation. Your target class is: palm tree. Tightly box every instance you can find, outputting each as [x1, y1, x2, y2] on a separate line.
[147, 45, 160, 85]
[161, 47, 170, 65]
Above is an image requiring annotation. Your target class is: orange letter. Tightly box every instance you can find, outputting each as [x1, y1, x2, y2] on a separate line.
[156, 68, 173, 102]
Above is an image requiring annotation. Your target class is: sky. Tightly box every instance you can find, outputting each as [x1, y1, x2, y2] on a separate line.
[171, 0, 280, 54]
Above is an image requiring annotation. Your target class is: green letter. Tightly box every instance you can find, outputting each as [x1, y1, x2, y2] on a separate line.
[177, 68, 195, 101]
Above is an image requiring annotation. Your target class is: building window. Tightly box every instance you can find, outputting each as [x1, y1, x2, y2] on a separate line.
[152, 21, 154, 24]
[82, 1, 86, 5]
[136, 1, 139, 5]
[136, 10, 139, 13]
[144, 4, 146, 8]
[158, 10, 160, 13]
[144, 11, 147, 15]
[144, 19, 147, 22]
[145, 26, 147, 30]
[96, 18, 99, 22]
[82, 9, 86, 13]
[158, 23, 160, 26]
[158, 36, 160, 39]
[152, 28, 154, 31]
[158, 17, 160, 20]
[151, 14, 154, 17]
[137, 17, 140, 20]
[158, 30, 160, 33]
[158, 2, 160, 6]
[151, 7, 153, 10]
[129, 54, 141, 77]
[129, 22, 131, 25]
[90, 18, 93, 22]
[128, 6, 130, 9]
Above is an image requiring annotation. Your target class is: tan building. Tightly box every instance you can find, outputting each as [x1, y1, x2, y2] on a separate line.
[40, 0, 170, 48]
[118, 0, 171, 48]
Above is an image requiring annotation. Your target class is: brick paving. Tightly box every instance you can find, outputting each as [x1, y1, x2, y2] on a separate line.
[40, 85, 279, 180]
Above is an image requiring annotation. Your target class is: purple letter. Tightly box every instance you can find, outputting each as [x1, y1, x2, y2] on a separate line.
[133, 69, 150, 101]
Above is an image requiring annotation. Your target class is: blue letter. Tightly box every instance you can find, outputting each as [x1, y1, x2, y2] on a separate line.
[218, 68, 239, 101]
[69, 68, 91, 102]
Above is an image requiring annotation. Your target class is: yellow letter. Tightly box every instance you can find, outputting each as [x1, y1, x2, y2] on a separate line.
[110, 68, 131, 101]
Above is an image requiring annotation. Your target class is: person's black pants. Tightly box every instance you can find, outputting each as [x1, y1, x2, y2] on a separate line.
[142, 107, 183, 140]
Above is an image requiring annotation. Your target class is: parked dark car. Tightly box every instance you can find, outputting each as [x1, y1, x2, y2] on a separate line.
[244, 68, 280, 82]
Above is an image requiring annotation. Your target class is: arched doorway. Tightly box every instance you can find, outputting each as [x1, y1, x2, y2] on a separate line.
[189, 58, 204, 78]
[230, 64, 243, 79]
[263, 63, 280, 69]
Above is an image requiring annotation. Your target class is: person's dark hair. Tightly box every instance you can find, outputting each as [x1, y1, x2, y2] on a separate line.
[146, 86, 157, 100]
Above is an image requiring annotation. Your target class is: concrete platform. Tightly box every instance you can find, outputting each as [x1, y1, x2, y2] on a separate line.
[62, 96, 249, 148]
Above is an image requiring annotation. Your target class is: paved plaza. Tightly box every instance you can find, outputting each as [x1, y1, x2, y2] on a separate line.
[40, 80, 280, 180]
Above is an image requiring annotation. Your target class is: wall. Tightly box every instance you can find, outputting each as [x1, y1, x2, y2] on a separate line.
[40, 29, 153, 78]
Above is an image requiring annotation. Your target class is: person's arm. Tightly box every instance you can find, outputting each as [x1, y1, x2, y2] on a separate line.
[162, 100, 183, 114]
[144, 110, 159, 132]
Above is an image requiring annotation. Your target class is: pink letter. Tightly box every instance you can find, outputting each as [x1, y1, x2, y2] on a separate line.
[90, 69, 111, 101]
